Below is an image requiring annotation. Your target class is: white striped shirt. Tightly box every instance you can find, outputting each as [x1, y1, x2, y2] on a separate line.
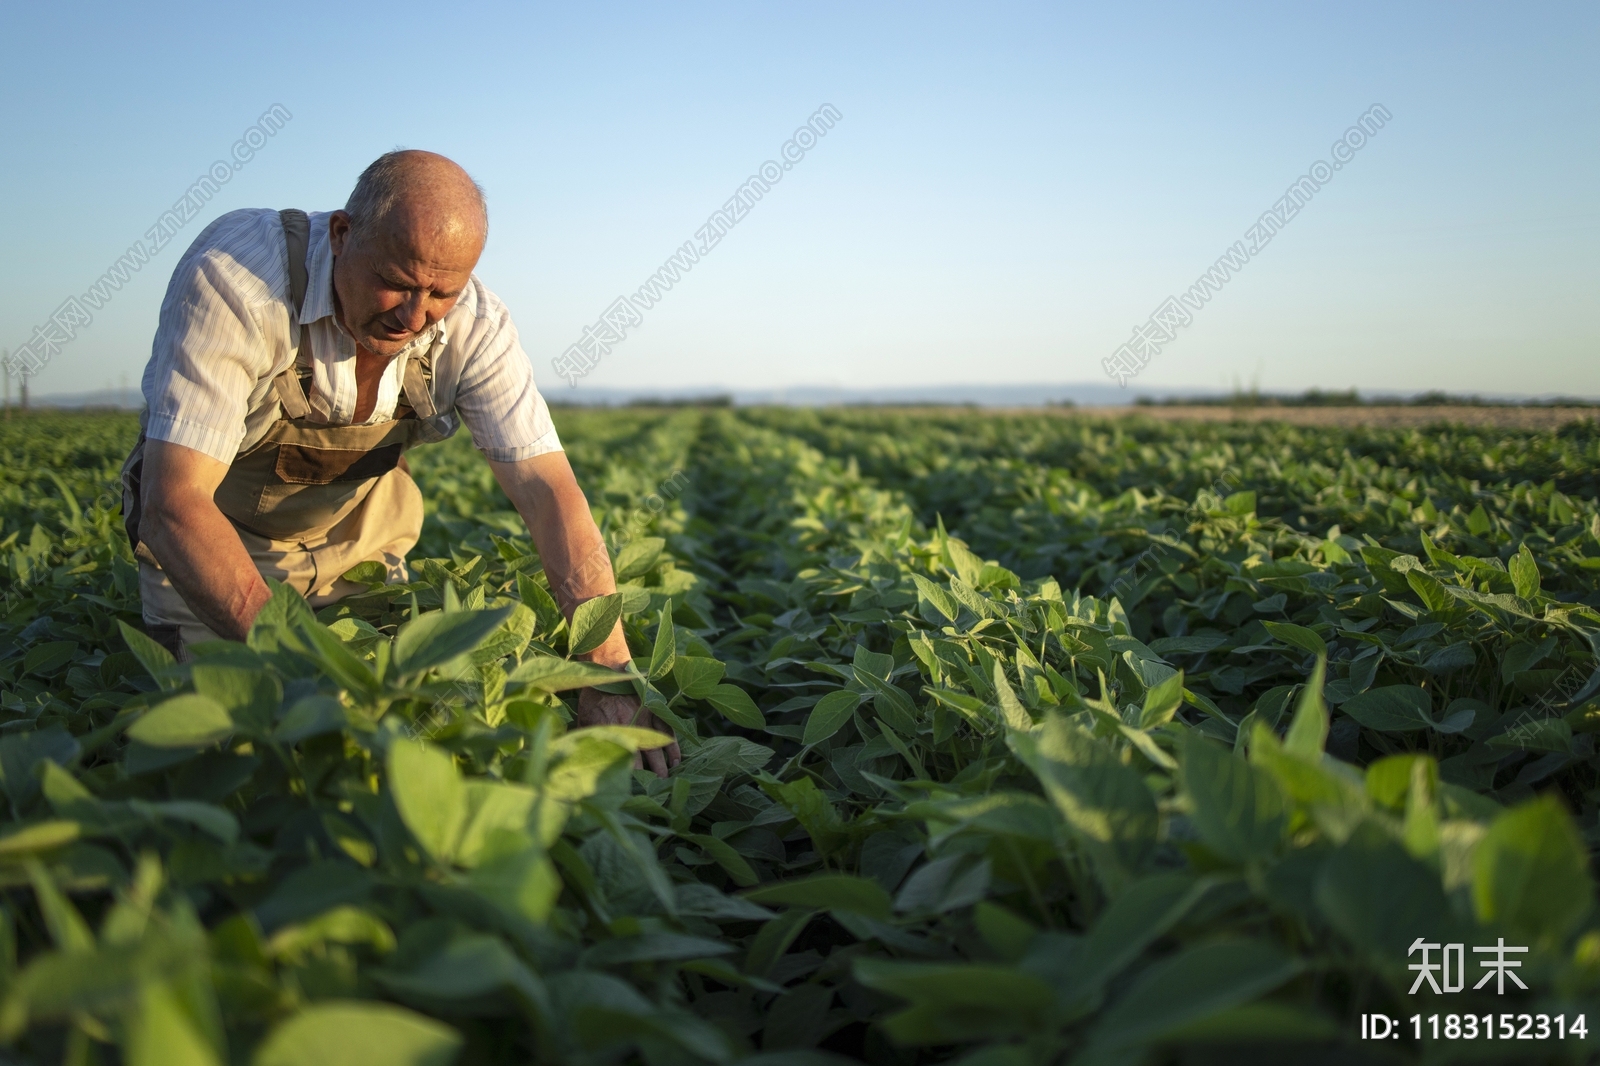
[140, 208, 561, 464]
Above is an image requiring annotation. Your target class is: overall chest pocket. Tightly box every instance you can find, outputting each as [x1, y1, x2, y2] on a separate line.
[275, 441, 406, 485]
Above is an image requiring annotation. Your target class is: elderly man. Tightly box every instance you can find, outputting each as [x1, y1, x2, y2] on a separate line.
[121, 150, 680, 774]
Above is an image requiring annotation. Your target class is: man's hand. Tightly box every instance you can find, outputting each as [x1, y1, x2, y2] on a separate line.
[576, 688, 683, 778]
[140, 440, 271, 641]
[490, 451, 683, 777]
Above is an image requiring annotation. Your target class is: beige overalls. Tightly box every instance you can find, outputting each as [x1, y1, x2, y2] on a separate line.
[122, 210, 433, 657]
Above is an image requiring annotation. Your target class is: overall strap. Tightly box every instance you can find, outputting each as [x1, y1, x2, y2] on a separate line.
[402, 337, 440, 420]
[273, 209, 313, 420]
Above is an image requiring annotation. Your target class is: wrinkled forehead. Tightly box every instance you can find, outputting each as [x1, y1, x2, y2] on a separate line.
[368, 206, 484, 277]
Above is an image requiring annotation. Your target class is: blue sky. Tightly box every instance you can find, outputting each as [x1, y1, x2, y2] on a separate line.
[2, 1, 1595, 400]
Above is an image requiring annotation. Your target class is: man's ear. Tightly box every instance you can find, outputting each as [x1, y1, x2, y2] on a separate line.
[328, 211, 353, 256]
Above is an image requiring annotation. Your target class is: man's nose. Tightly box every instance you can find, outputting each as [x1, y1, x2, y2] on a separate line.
[396, 292, 429, 332]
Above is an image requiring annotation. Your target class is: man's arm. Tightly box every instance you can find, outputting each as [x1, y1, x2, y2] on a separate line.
[139, 440, 272, 642]
[489, 451, 682, 776]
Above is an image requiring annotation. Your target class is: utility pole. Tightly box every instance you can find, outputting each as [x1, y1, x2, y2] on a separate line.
[19, 372, 27, 414]
[3, 354, 9, 422]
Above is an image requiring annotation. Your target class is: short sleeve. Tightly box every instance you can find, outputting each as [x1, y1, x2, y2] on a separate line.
[445, 280, 562, 463]
[140, 209, 285, 463]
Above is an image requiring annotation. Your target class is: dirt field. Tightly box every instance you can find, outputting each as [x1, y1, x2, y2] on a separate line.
[1067, 405, 1600, 431]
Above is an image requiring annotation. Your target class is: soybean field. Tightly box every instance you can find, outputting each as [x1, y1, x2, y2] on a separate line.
[1, 407, 1598, 1065]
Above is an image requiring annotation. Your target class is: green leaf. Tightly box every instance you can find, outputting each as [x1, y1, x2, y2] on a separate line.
[1088, 940, 1301, 1052]
[1223, 490, 1256, 516]
[1486, 714, 1572, 753]
[947, 576, 995, 619]
[1365, 754, 1438, 810]
[681, 834, 760, 888]
[802, 690, 861, 746]
[1433, 701, 1476, 734]
[560, 725, 675, 752]
[940, 537, 986, 587]
[0, 821, 80, 859]
[673, 657, 725, 699]
[296, 618, 379, 695]
[1315, 838, 1459, 957]
[508, 656, 633, 692]
[252, 862, 374, 933]
[340, 560, 388, 588]
[466, 847, 562, 926]
[0, 728, 80, 809]
[127, 694, 235, 749]
[1405, 569, 1453, 614]
[132, 800, 239, 845]
[22, 641, 76, 677]
[25, 860, 93, 953]
[975, 902, 1037, 962]
[1010, 717, 1157, 889]
[455, 782, 539, 867]
[1160, 1002, 1339, 1045]
[252, 1002, 461, 1066]
[1509, 544, 1541, 600]
[991, 663, 1034, 730]
[1060, 873, 1206, 1000]
[248, 578, 322, 654]
[1473, 794, 1593, 942]
[268, 906, 396, 960]
[1180, 734, 1287, 864]
[117, 621, 180, 690]
[569, 594, 623, 657]
[273, 696, 348, 744]
[585, 933, 733, 966]
[1261, 620, 1326, 658]
[648, 601, 675, 680]
[192, 664, 281, 737]
[516, 573, 563, 631]
[854, 959, 1054, 1045]
[910, 574, 959, 624]
[745, 908, 814, 977]
[392, 607, 512, 676]
[705, 684, 764, 729]
[744, 874, 891, 919]
[1249, 724, 1369, 843]
[614, 537, 665, 581]
[1341, 685, 1433, 733]
[1138, 668, 1184, 729]
[126, 979, 223, 1066]
[856, 669, 921, 735]
[1282, 655, 1328, 759]
[387, 740, 466, 865]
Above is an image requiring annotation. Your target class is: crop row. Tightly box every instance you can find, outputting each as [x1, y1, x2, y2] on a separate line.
[0, 409, 1594, 1064]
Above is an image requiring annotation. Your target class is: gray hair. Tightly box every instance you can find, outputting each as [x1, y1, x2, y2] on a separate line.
[344, 150, 488, 244]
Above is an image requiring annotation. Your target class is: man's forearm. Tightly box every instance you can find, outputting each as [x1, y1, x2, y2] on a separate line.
[491, 452, 678, 771]
[490, 454, 632, 669]
[533, 512, 633, 669]
[142, 497, 270, 641]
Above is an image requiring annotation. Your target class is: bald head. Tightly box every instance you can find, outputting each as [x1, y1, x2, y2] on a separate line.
[344, 150, 487, 252]
[327, 151, 489, 357]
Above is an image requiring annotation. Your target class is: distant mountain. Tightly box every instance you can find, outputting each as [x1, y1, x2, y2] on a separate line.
[554, 382, 1185, 407]
[22, 387, 143, 410]
[26, 382, 1165, 410]
[22, 382, 1593, 411]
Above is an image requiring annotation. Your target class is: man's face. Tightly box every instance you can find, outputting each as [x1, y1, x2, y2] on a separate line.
[328, 209, 482, 358]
